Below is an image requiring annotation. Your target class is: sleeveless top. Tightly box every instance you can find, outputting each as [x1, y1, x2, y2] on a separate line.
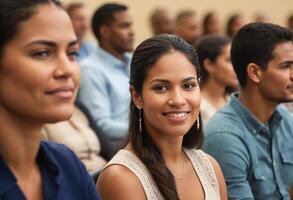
[105, 148, 221, 200]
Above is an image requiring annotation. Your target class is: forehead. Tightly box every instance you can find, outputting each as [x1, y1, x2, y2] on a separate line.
[14, 4, 76, 44]
[145, 51, 197, 82]
[271, 42, 293, 63]
[112, 10, 132, 23]
[70, 7, 87, 17]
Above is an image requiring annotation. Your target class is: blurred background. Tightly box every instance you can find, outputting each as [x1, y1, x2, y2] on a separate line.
[62, 0, 293, 46]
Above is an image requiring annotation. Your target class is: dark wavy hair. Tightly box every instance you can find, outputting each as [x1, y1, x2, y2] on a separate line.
[0, 0, 62, 56]
[128, 34, 203, 200]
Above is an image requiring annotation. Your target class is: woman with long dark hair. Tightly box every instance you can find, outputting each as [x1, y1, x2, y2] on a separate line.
[97, 34, 227, 200]
[0, 0, 99, 199]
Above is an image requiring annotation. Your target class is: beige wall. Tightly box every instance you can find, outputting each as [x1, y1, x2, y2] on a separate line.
[63, 0, 293, 47]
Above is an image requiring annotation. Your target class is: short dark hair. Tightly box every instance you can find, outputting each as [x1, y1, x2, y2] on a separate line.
[66, 2, 84, 17]
[231, 22, 293, 87]
[0, 0, 62, 56]
[91, 3, 127, 41]
[196, 35, 231, 84]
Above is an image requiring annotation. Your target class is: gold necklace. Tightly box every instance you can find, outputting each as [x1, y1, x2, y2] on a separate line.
[172, 153, 186, 180]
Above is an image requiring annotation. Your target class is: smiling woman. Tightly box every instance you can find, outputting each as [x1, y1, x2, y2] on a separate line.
[97, 34, 228, 200]
[0, 0, 99, 199]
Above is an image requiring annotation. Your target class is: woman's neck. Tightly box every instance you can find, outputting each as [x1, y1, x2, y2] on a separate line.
[0, 109, 42, 178]
[202, 79, 227, 109]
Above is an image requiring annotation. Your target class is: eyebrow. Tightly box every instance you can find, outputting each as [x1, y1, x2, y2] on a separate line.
[278, 60, 293, 66]
[149, 76, 197, 84]
[24, 39, 79, 48]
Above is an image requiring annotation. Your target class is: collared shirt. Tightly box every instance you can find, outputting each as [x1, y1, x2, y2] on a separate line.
[76, 47, 131, 159]
[203, 93, 293, 200]
[77, 41, 96, 63]
[0, 141, 99, 200]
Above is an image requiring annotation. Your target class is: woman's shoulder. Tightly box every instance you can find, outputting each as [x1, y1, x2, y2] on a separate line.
[97, 159, 146, 200]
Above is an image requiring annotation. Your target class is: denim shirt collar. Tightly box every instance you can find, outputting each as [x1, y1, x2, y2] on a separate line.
[96, 46, 131, 71]
[0, 141, 60, 197]
[229, 92, 283, 135]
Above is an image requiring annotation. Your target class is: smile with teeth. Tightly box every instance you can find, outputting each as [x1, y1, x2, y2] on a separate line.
[163, 112, 189, 119]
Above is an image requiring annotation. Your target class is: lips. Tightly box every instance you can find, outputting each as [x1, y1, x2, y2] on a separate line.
[162, 111, 190, 122]
[45, 85, 75, 98]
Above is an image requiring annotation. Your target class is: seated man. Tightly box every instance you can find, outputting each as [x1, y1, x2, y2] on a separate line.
[76, 3, 134, 160]
[203, 22, 293, 199]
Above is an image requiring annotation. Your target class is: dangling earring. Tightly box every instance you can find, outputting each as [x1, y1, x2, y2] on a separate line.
[196, 115, 200, 130]
[138, 107, 142, 133]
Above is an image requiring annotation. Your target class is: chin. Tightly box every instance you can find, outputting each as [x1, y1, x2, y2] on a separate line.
[45, 107, 74, 123]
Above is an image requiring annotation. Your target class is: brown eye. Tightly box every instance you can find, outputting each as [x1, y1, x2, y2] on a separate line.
[153, 85, 168, 93]
[183, 82, 196, 90]
[31, 50, 50, 58]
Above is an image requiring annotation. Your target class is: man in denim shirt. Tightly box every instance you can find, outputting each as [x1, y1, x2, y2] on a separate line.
[203, 23, 293, 199]
[76, 3, 134, 160]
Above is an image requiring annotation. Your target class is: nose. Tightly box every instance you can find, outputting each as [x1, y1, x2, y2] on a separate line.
[53, 54, 77, 79]
[168, 88, 186, 106]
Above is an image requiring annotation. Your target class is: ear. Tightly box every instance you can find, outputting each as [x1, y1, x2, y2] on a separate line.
[99, 25, 110, 39]
[203, 59, 215, 75]
[129, 86, 143, 108]
[247, 63, 262, 84]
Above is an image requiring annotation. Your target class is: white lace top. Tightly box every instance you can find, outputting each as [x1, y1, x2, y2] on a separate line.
[104, 148, 221, 200]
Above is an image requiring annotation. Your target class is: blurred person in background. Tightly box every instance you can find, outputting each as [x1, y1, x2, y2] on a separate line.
[149, 8, 176, 35]
[287, 13, 293, 33]
[67, 2, 96, 62]
[42, 106, 106, 173]
[226, 13, 245, 38]
[202, 11, 222, 36]
[76, 3, 134, 160]
[196, 35, 238, 124]
[175, 10, 200, 47]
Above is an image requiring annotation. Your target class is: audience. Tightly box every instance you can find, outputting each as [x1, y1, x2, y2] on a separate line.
[175, 10, 200, 47]
[42, 106, 106, 173]
[97, 34, 227, 200]
[203, 22, 293, 199]
[0, 0, 99, 199]
[202, 11, 222, 36]
[149, 8, 175, 35]
[226, 14, 245, 38]
[76, 3, 134, 160]
[196, 35, 238, 124]
[67, 2, 96, 62]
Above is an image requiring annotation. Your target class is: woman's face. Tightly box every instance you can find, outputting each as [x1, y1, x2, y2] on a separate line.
[133, 51, 200, 140]
[0, 4, 80, 123]
[211, 44, 239, 88]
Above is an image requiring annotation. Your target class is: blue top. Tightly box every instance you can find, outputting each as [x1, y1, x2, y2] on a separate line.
[0, 141, 99, 200]
[77, 41, 96, 63]
[203, 93, 293, 200]
[76, 47, 131, 159]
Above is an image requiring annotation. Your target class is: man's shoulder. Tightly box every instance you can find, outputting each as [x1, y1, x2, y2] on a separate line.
[205, 105, 245, 134]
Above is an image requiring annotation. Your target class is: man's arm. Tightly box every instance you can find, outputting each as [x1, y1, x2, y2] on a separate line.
[76, 66, 128, 156]
[203, 132, 254, 200]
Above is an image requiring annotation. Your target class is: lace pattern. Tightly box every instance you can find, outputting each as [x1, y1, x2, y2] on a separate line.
[105, 148, 220, 200]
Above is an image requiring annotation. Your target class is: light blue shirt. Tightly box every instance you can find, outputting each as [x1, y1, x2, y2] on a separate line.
[203, 93, 293, 200]
[77, 41, 96, 63]
[76, 47, 131, 159]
